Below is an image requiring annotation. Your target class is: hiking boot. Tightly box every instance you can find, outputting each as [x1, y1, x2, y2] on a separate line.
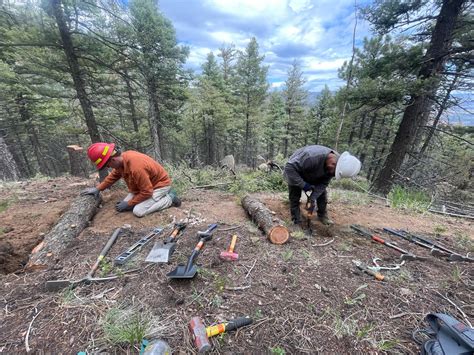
[318, 215, 333, 226]
[169, 189, 181, 207]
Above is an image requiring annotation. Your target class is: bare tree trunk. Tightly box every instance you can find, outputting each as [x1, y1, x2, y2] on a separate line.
[67, 145, 87, 177]
[373, 0, 465, 194]
[419, 65, 462, 155]
[0, 136, 20, 181]
[123, 72, 142, 152]
[147, 79, 163, 162]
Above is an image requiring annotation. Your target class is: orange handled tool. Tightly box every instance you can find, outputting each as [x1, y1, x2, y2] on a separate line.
[220, 235, 239, 261]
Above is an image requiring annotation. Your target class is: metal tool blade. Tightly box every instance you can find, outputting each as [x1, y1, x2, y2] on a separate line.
[145, 241, 176, 263]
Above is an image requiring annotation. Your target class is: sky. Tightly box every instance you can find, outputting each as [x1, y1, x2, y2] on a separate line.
[159, 0, 373, 93]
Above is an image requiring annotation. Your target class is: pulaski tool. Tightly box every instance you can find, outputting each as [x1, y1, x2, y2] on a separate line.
[219, 235, 239, 261]
[114, 227, 163, 265]
[189, 316, 253, 353]
[350, 224, 426, 261]
[146, 222, 187, 263]
[46, 227, 123, 291]
[166, 224, 218, 279]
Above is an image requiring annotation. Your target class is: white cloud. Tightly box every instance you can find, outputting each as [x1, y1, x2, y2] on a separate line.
[205, 0, 288, 19]
[304, 58, 347, 71]
[271, 81, 285, 88]
[289, 0, 313, 13]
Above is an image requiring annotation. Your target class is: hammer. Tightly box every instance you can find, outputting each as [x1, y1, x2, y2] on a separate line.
[220, 235, 239, 261]
[189, 316, 253, 353]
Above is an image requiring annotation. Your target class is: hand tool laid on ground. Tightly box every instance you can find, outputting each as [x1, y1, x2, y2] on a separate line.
[368, 257, 405, 272]
[46, 227, 123, 291]
[189, 316, 253, 353]
[350, 224, 426, 261]
[219, 234, 239, 261]
[114, 227, 163, 265]
[352, 260, 385, 281]
[384, 228, 473, 263]
[166, 224, 218, 279]
[146, 222, 187, 263]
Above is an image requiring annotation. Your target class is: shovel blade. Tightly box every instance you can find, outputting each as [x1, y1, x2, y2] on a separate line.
[166, 264, 197, 279]
[146, 242, 176, 263]
[45, 279, 74, 292]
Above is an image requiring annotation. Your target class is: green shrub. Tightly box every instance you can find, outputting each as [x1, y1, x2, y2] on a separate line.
[101, 307, 150, 347]
[330, 177, 369, 192]
[228, 171, 286, 195]
[388, 186, 430, 213]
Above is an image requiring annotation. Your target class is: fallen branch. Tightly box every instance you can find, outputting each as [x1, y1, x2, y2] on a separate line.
[218, 225, 242, 232]
[245, 260, 257, 279]
[191, 182, 232, 189]
[225, 285, 251, 291]
[25, 309, 42, 353]
[428, 209, 474, 220]
[312, 239, 334, 247]
[389, 312, 421, 319]
[435, 291, 473, 328]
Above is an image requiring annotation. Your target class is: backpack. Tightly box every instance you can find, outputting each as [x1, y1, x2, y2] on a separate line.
[413, 313, 474, 355]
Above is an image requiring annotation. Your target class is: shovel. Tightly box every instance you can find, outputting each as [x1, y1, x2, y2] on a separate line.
[46, 227, 122, 291]
[146, 222, 186, 263]
[167, 223, 218, 279]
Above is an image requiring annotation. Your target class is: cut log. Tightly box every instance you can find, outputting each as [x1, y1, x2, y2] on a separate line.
[241, 195, 289, 244]
[27, 194, 101, 269]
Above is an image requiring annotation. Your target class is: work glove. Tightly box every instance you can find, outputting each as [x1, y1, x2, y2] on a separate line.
[81, 187, 100, 198]
[303, 183, 315, 192]
[115, 200, 133, 212]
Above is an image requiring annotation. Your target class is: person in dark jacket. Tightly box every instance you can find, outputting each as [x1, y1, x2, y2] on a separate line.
[284, 145, 361, 226]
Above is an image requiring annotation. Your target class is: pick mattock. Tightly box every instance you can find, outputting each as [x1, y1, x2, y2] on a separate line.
[46, 227, 123, 291]
[220, 235, 239, 261]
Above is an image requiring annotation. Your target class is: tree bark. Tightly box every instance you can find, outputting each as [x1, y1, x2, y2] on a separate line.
[67, 145, 87, 177]
[241, 195, 290, 244]
[0, 136, 20, 181]
[147, 79, 163, 162]
[27, 194, 101, 269]
[372, 0, 465, 194]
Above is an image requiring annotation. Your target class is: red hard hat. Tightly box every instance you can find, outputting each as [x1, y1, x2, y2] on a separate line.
[87, 142, 115, 169]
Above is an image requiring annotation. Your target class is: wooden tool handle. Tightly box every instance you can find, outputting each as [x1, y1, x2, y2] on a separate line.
[228, 235, 237, 253]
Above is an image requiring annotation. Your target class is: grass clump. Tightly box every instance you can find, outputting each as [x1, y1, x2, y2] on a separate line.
[269, 346, 286, 355]
[388, 186, 430, 213]
[229, 171, 286, 195]
[330, 177, 369, 192]
[101, 307, 150, 348]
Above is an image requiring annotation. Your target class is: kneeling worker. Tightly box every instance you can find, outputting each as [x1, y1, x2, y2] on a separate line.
[81, 142, 181, 217]
[284, 145, 361, 226]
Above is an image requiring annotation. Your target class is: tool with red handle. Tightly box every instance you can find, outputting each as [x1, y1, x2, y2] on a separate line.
[220, 235, 239, 261]
[350, 224, 425, 261]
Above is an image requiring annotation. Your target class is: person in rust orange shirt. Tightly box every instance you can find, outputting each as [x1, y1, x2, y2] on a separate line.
[81, 142, 181, 217]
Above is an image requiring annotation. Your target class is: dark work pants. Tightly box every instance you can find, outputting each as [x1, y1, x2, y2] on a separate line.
[288, 185, 327, 224]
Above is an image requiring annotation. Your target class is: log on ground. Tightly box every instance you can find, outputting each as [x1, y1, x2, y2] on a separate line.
[241, 195, 289, 244]
[27, 194, 101, 269]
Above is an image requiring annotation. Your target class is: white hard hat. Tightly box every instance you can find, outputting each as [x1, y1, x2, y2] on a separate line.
[335, 151, 361, 180]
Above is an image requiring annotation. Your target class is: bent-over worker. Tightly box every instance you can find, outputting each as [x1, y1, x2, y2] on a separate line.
[81, 142, 181, 217]
[284, 145, 361, 226]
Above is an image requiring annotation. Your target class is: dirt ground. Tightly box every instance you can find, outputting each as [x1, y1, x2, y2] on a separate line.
[0, 177, 473, 354]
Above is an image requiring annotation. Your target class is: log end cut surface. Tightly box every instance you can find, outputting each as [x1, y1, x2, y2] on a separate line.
[268, 225, 290, 244]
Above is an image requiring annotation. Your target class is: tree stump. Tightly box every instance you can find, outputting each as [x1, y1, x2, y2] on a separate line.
[241, 195, 289, 244]
[67, 145, 88, 177]
[27, 194, 101, 269]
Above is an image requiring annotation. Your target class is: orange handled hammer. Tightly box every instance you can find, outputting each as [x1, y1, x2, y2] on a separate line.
[220, 235, 239, 261]
[189, 316, 253, 353]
